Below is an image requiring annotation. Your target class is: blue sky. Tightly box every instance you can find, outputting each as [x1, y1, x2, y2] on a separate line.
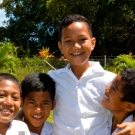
[0, 0, 8, 27]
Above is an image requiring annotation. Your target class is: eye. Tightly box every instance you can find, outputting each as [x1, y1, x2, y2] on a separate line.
[13, 96, 20, 101]
[81, 38, 87, 41]
[0, 93, 5, 98]
[111, 85, 116, 92]
[43, 102, 49, 106]
[28, 101, 35, 105]
[65, 40, 71, 43]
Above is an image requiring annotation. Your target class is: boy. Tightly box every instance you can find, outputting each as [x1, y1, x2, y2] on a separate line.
[48, 14, 135, 135]
[0, 73, 30, 135]
[102, 68, 135, 135]
[21, 72, 56, 135]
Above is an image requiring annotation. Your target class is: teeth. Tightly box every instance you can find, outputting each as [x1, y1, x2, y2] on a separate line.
[33, 115, 42, 118]
[3, 110, 10, 112]
[105, 95, 109, 100]
[72, 53, 82, 56]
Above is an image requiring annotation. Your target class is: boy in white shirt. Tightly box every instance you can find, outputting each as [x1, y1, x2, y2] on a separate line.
[48, 14, 135, 135]
[0, 73, 30, 135]
[102, 68, 135, 135]
[21, 72, 56, 135]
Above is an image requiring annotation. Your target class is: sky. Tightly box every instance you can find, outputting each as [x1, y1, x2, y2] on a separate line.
[0, 0, 8, 27]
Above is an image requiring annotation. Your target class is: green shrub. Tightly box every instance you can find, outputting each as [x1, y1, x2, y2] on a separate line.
[104, 54, 135, 73]
[0, 42, 20, 74]
[113, 54, 135, 73]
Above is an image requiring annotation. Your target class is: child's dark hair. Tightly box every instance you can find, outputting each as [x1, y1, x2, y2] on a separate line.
[120, 68, 135, 104]
[21, 72, 55, 101]
[0, 73, 21, 93]
[59, 14, 93, 41]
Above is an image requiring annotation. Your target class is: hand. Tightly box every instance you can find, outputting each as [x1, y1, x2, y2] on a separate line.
[114, 122, 135, 135]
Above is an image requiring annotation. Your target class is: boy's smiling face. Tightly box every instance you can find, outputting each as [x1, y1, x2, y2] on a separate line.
[22, 91, 55, 132]
[0, 79, 22, 124]
[58, 22, 96, 67]
[102, 74, 128, 113]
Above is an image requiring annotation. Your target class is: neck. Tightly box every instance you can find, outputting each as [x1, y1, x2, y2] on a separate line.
[70, 62, 91, 79]
[24, 117, 43, 134]
[111, 112, 130, 133]
[0, 122, 10, 135]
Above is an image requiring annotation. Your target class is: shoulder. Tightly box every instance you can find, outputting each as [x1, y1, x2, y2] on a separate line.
[12, 120, 27, 126]
[104, 70, 116, 77]
[9, 120, 31, 135]
[45, 121, 53, 129]
[11, 120, 29, 130]
[48, 64, 69, 78]
[90, 61, 116, 77]
[43, 121, 54, 134]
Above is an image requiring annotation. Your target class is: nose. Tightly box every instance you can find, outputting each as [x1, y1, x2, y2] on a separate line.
[3, 96, 13, 106]
[105, 85, 110, 93]
[73, 42, 81, 48]
[34, 105, 42, 113]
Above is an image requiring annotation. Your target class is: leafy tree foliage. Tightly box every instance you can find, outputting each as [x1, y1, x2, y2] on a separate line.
[0, 0, 59, 56]
[0, 0, 135, 56]
[47, 0, 135, 56]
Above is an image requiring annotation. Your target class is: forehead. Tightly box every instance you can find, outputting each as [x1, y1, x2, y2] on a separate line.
[113, 74, 122, 82]
[112, 74, 123, 89]
[0, 79, 20, 93]
[61, 22, 90, 36]
[25, 91, 51, 101]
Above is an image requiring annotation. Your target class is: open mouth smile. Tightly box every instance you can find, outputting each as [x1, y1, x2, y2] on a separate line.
[0, 109, 13, 116]
[104, 94, 109, 100]
[71, 52, 84, 56]
[32, 115, 43, 121]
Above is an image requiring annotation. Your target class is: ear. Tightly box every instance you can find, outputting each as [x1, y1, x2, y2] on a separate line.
[51, 99, 56, 110]
[91, 37, 96, 51]
[125, 102, 135, 112]
[58, 41, 63, 54]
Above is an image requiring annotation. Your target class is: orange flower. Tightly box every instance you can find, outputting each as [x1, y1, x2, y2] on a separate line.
[38, 47, 55, 59]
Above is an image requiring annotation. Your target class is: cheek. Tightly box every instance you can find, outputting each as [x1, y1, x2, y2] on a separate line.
[15, 102, 21, 110]
[110, 97, 120, 106]
[43, 106, 52, 113]
[23, 104, 33, 111]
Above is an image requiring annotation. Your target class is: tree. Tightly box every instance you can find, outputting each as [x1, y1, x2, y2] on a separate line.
[47, 0, 135, 56]
[0, 0, 59, 56]
[0, 0, 135, 56]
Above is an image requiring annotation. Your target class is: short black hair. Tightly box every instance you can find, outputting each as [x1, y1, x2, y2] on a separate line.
[120, 68, 135, 104]
[21, 72, 55, 101]
[0, 73, 21, 93]
[59, 14, 93, 41]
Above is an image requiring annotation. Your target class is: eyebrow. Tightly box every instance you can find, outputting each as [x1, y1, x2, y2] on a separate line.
[63, 36, 71, 39]
[0, 90, 20, 94]
[28, 99, 50, 102]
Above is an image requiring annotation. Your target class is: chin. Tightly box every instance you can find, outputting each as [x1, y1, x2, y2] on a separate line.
[102, 100, 109, 109]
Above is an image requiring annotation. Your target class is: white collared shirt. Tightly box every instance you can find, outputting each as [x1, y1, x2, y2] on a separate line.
[48, 61, 116, 135]
[31, 122, 55, 135]
[6, 120, 31, 135]
[108, 114, 133, 135]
